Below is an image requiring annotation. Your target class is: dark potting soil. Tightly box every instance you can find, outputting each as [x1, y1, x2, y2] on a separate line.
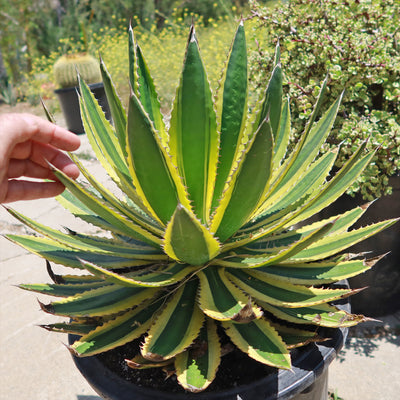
[97, 336, 280, 394]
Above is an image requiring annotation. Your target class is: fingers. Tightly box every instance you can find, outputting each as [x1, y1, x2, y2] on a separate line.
[1, 113, 81, 152]
[2, 180, 66, 203]
[23, 114, 81, 151]
[10, 141, 80, 180]
[7, 158, 79, 181]
[2, 155, 79, 203]
[38, 145, 81, 180]
[0, 113, 81, 204]
[7, 159, 55, 180]
[3, 157, 79, 203]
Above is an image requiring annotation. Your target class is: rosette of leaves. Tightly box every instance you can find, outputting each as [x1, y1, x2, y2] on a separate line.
[6, 23, 398, 393]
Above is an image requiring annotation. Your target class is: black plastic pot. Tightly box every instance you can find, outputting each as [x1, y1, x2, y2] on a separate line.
[70, 335, 343, 400]
[54, 82, 111, 134]
[318, 175, 400, 317]
[69, 284, 350, 400]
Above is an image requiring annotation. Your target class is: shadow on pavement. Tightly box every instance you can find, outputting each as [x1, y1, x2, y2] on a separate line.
[336, 324, 400, 362]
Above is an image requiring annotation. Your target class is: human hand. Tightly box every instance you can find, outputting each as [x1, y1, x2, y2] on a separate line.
[0, 113, 80, 203]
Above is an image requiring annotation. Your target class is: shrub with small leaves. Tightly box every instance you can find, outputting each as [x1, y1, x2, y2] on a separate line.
[248, 0, 400, 200]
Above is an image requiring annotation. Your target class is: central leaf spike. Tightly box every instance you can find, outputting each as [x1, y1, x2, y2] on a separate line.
[168, 25, 219, 224]
[164, 204, 220, 265]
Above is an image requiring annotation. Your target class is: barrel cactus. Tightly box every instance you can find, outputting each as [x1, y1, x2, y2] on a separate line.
[6, 22, 398, 393]
[54, 53, 101, 88]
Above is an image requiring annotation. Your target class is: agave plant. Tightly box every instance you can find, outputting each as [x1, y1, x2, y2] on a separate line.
[5, 23, 398, 393]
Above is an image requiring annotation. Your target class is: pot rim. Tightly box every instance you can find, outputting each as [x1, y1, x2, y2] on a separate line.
[54, 82, 103, 93]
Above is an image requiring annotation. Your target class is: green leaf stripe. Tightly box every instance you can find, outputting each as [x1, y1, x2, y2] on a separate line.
[256, 258, 374, 284]
[213, 119, 274, 242]
[100, 58, 127, 156]
[175, 318, 221, 392]
[273, 93, 342, 194]
[42, 322, 98, 335]
[261, 302, 369, 328]
[142, 279, 204, 361]
[220, 221, 334, 268]
[245, 204, 369, 252]
[271, 323, 318, 349]
[69, 153, 163, 235]
[252, 150, 337, 222]
[213, 22, 248, 211]
[285, 143, 374, 227]
[6, 207, 165, 260]
[290, 219, 398, 261]
[71, 299, 163, 356]
[52, 167, 161, 246]
[126, 93, 179, 225]
[197, 267, 262, 322]
[19, 281, 109, 297]
[222, 318, 290, 369]
[6, 235, 154, 269]
[168, 26, 218, 223]
[135, 45, 167, 141]
[81, 260, 199, 288]
[272, 98, 291, 171]
[226, 268, 356, 307]
[79, 77, 128, 176]
[40, 284, 158, 317]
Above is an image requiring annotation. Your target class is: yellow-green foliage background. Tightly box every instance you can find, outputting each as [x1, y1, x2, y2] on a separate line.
[25, 14, 262, 114]
[99, 15, 239, 111]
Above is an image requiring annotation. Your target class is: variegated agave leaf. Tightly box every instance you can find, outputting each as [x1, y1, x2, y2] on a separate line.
[7, 21, 398, 393]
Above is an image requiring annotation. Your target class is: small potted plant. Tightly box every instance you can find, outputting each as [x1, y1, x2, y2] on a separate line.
[53, 52, 111, 134]
[5, 22, 398, 398]
[53, 22, 111, 134]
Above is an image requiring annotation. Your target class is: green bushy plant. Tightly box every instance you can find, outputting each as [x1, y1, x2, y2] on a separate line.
[248, 0, 400, 200]
[5, 22, 398, 393]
